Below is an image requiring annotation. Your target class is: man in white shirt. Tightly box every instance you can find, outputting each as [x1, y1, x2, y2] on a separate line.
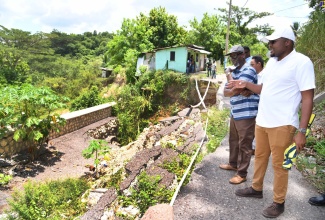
[250, 55, 264, 84]
[229, 26, 315, 218]
[249, 55, 264, 155]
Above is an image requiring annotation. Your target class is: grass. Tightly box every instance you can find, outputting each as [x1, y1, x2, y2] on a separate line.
[204, 107, 230, 153]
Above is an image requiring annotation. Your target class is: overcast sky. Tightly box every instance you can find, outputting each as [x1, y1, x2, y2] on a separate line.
[0, 0, 313, 34]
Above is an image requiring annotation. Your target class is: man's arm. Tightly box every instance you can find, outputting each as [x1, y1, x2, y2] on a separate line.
[223, 84, 245, 97]
[294, 89, 314, 152]
[229, 80, 263, 95]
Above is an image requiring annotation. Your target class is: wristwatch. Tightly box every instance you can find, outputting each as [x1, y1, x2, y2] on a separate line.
[297, 128, 307, 135]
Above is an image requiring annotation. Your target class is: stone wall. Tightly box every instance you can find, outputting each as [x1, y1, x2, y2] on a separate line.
[0, 102, 116, 158]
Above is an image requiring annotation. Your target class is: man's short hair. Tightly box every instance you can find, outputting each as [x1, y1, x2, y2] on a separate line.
[252, 55, 264, 68]
[243, 46, 250, 51]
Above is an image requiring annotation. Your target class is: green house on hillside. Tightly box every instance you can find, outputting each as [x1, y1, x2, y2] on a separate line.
[136, 45, 211, 74]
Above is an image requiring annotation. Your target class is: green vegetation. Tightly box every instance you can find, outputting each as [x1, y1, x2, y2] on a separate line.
[115, 70, 191, 145]
[0, 84, 67, 159]
[205, 107, 230, 153]
[70, 85, 104, 111]
[0, 173, 12, 186]
[119, 171, 173, 215]
[161, 153, 191, 184]
[296, 10, 325, 93]
[6, 178, 90, 220]
[102, 168, 124, 190]
[296, 100, 325, 193]
[82, 139, 110, 177]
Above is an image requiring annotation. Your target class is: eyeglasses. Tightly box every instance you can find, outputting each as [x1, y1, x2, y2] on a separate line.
[229, 52, 242, 59]
[269, 39, 279, 45]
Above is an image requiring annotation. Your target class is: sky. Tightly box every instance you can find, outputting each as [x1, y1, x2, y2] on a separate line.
[0, 0, 314, 34]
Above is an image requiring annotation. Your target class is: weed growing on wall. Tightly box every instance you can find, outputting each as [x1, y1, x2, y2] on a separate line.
[119, 171, 173, 215]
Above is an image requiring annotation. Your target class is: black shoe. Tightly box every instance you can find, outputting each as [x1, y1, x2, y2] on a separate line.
[309, 194, 325, 206]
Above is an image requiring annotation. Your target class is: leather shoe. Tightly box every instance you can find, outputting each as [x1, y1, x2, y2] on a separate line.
[308, 194, 325, 206]
[229, 175, 246, 184]
[219, 164, 237, 171]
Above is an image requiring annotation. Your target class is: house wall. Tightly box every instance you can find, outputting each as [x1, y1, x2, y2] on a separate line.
[156, 47, 187, 73]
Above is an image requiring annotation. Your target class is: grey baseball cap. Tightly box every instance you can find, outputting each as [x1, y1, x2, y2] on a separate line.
[225, 45, 244, 56]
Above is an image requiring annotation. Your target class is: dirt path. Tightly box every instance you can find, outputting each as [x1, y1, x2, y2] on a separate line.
[0, 118, 115, 214]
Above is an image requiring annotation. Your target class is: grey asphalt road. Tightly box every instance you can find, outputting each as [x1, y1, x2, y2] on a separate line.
[173, 134, 325, 220]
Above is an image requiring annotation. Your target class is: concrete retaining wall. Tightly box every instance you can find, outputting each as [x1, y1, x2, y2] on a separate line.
[0, 102, 116, 158]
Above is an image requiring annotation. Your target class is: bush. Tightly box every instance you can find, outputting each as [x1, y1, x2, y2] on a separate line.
[0, 173, 12, 186]
[115, 70, 191, 145]
[70, 85, 104, 111]
[116, 87, 151, 145]
[7, 178, 90, 219]
[296, 10, 325, 93]
[0, 84, 68, 159]
[205, 107, 230, 153]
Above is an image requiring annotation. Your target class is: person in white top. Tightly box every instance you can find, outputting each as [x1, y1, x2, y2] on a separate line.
[249, 55, 264, 155]
[250, 55, 264, 84]
[229, 26, 315, 218]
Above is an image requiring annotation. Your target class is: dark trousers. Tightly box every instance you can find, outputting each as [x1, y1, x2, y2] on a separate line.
[229, 116, 255, 177]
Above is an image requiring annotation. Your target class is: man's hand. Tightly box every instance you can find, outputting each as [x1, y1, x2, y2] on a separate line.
[229, 80, 247, 89]
[293, 132, 306, 153]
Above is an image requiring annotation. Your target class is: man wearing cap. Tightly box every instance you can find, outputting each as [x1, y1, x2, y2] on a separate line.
[230, 26, 315, 218]
[219, 45, 259, 185]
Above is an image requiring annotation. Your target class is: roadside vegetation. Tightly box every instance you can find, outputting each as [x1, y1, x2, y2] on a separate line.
[295, 3, 325, 194]
[6, 178, 90, 220]
[296, 100, 325, 194]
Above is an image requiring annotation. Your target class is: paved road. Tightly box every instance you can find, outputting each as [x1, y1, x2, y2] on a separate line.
[173, 134, 325, 220]
[173, 74, 325, 220]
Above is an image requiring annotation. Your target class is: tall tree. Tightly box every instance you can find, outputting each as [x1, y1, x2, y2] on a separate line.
[106, 16, 153, 69]
[187, 13, 226, 62]
[0, 26, 50, 84]
[148, 6, 186, 48]
[218, 4, 272, 45]
[307, 0, 325, 9]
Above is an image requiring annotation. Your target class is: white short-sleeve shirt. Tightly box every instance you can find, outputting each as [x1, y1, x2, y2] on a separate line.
[257, 71, 263, 85]
[256, 50, 315, 128]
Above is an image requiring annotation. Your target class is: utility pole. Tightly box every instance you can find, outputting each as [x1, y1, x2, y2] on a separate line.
[224, 0, 232, 68]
